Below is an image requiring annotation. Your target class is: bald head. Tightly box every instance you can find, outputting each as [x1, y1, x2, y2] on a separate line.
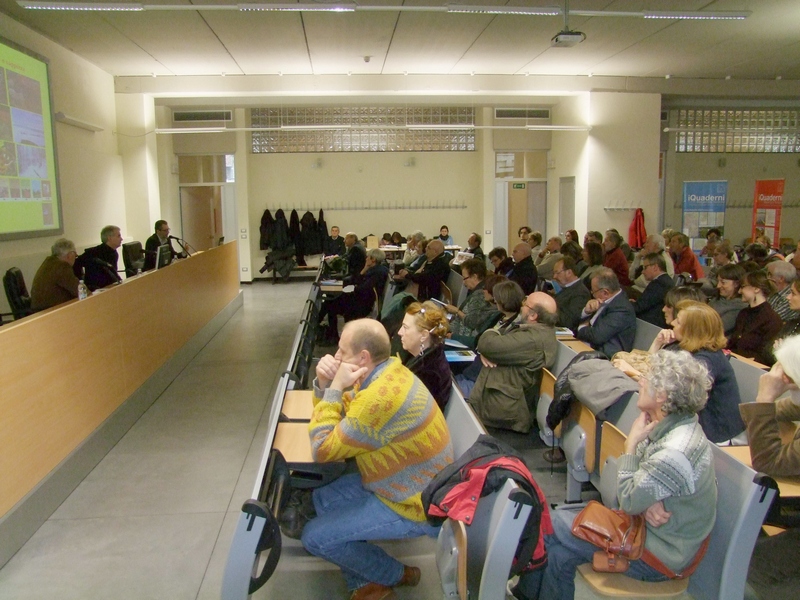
[341, 319, 391, 366]
[512, 243, 532, 263]
[426, 239, 445, 260]
[524, 291, 558, 326]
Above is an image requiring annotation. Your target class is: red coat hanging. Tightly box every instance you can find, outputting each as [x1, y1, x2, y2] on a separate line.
[628, 208, 647, 249]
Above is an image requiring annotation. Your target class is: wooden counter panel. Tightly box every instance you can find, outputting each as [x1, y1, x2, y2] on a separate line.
[0, 243, 239, 517]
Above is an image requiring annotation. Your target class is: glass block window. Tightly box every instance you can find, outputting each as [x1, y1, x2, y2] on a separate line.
[674, 109, 800, 153]
[250, 107, 475, 153]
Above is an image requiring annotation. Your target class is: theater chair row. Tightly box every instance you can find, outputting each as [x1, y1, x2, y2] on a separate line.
[535, 319, 777, 599]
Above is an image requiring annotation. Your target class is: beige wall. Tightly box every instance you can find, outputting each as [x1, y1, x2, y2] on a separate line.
[0, 14, 126, 313]
[664, 149, 800, 248]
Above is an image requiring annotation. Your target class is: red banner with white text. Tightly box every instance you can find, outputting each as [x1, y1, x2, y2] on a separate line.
[752, 179, 784, 246]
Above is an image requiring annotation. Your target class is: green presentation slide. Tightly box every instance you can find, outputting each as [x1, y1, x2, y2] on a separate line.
[0, 37, 62, 240]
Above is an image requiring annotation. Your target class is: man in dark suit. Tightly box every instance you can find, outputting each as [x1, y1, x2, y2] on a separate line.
[319, 248, 389, 344]
[343, 232, 367, 276]
[143, 220, 180, 271]
[509, 242, 538, 295]
[396, 239, 450, 301]
[634, 253, 675, 328]
[576, 268, 636, 358]
[552, 256, 591, 332]
[73, 225, 123, 291]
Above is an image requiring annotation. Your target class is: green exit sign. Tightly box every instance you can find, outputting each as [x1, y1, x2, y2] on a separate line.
[512, 183, 526, 189]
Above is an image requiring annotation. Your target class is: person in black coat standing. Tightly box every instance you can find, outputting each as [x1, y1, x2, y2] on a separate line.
[634, 252, 675, 328]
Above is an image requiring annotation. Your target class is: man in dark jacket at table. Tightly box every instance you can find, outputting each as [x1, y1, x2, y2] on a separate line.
[552, 256, 591, 332]
[633, 253, 674, 328]
[576, 268, 636, 358]
[343, 232, 367, 276]
[73, 225, 123, 291]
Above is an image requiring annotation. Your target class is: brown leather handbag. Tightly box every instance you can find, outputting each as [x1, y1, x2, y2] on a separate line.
[571, 500, 646, 573]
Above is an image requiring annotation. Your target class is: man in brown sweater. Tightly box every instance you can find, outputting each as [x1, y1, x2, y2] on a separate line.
[30, 238, 80, 311]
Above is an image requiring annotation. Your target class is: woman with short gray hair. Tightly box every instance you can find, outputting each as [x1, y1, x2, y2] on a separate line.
[513, 349, 716, 600]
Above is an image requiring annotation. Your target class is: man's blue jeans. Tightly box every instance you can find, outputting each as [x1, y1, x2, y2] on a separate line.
[301, 473, 439, 591]
[517, 508, 668, 600]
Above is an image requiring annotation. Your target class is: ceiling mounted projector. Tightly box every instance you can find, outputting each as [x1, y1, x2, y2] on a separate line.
[551, 30, 586, 47]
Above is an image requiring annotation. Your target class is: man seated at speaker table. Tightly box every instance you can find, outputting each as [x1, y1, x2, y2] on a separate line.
[323, 225, 347, 257]
[633, 253, 675, 329]
[468, 291, 558, 433]
[143, 220, 182, 271]
[303, 319, 453, 600]
[576, 268, 637, 358]
[73, 225, 123, 291]
[30, 238, 80, 311]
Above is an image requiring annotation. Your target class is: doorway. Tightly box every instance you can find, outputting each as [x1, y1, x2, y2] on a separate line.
[179, 186, 222, 252]
[506, 181, 547, 244]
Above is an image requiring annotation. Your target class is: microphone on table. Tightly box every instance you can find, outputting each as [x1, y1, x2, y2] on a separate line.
[168, 235, 192, 257]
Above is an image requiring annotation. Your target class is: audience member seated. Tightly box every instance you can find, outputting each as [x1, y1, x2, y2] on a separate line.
[322, 225, 346, 257]
[527, 230, 543, 256]
[451, 232, 485, 269]
[709, 263, 747, 336]
[402, 231, 424, 266]
[578, 241, 605, 289]
[468, 291, 558, 433]
[508, 242, 539, 295]
[702, 239, 735, 294]
[629, 234, 675, 294]
[608, 227, 633, 261]
[399, 301, 452, 410]
[513, 351, 716, 600]
[395, 239, 449, 301]
[662, 285, 705, 328]
[740, 334, 800, 476]
[406, 239, 429, 273]
[436, 225, 454, 246]
[648, 301, 745, 444]
[564, 229, 580, 246]
[518, 226, 532, 244]
[552, 256, 591, 332]
[390, 231, 406, 245]
[343, 232, 367, 276]
[454, 279, 521, 397]
[755, 233, 784, 260]
[379, 232, 393, 247]
[534, 236, 564, 280]
[318, 248, 388, 344]
[669, 233, 705, 282]
[302, 319, 454, 600]
[788, 241, 800, 276]
[143, 219, 180, 271]
[773, 278, 800, 343]
[745, 242, 774, 269]
[488, 246, 513, 276]
[727, 270, 783, 365]
[443, 259, 497, 343]
[767, 260, 800, 322]
[700, 227, 721, 257]
[576, 268, 636, 358]
[30, 238, 80, 312]
[73, 225, 123, 291]
[633, 253, 675, 328]
[583, 230, 603, 246]
[559, 240, 585, 275]
[602, 230, 632, 287]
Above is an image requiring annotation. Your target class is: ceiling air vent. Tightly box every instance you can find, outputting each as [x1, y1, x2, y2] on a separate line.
[495, 108, 551, 120]
[173, 110, 232, 123]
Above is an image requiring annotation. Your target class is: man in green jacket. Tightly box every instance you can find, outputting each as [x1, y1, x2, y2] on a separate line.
[468, 291, 558, 433]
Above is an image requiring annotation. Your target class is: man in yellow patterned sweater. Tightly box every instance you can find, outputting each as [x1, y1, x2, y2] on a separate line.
[302, 318, 454, 600]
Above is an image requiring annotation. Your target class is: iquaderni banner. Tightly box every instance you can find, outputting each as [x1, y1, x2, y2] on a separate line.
[752, 179, 784, 246]
[682, 180, 727, 254]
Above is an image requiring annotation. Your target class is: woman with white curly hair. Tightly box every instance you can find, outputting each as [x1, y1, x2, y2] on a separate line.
[511, 350, 717, 600]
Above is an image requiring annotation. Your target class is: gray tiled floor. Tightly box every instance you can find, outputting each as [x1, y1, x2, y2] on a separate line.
[0, 280, 581, 600]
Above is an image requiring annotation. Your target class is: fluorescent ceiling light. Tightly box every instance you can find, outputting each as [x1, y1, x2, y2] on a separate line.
[54, 112, 104, 131]
[406, 124, 474, 130]
[526, 124, 591, 131]
[18, 1, 142, 10]
[446, 4, 560, 16]
[644, 11, 751, 20]
[155, 127, 228, 134]
[238, 3, 355, 11]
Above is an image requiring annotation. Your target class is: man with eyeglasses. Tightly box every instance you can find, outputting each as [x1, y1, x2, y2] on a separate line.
[552, 257, 591, 332]
[468, 291, 558, 433]
[30, 238, 81, 311]
[576, 268, 636, 358]
[443, 258, 497, 344]
[632, 253, 675, 328]
[144, 220, 180, 271]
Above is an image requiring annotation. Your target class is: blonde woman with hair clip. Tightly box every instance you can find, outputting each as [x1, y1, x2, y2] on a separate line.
[399, 301, 452, 410]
